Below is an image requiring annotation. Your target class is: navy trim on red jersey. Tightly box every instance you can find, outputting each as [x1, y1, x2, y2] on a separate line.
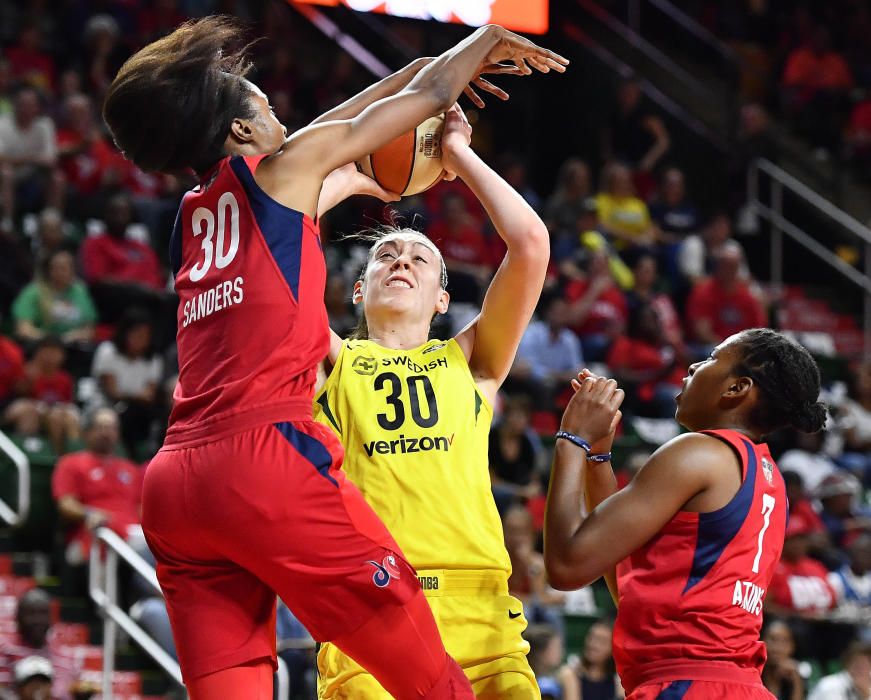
[683, 437, 757, 593]
[273, 421, 338, 487]
[229, 156, 305, 299]
[169, 199, 184, 279]
[655, 680, 693, 699]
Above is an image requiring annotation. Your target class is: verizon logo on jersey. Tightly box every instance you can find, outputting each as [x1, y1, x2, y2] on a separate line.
[363, 433, 454, 457]
[732, 579, 765, 616]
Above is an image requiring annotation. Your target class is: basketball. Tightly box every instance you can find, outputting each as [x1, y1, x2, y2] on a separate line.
[356, 113, 446, 196]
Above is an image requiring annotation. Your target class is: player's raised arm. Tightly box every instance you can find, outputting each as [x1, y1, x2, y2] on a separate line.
[543, 381, 730, 591]
[262, 26, 567, 216]
[442, 107, 550, 393]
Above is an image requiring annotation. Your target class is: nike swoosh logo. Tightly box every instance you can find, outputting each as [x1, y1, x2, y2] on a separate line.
[508, 610, 522, 619]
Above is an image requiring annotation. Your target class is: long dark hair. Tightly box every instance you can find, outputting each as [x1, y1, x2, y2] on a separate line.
[103, 16, 255, 174]
[112, 307, 155, 359]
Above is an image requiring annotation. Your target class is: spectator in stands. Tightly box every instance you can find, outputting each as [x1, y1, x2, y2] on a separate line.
[0, 232, 33, 318]
[3, 336, 80, 454]
[543, 158, 591, 241]
[572, 619, 623, 700]
[79, 192, 165, 307]
[595, 162, 656, 253]
[489, 396, 543, 508]
[838, 363, 871, 485]
[829, 533, 871, 633]
[498, 153, 541, 212]
[677, 212, 750, 289]
[51, 407, 143, 567]
[29, 208, 71, 262]
[808, 641, 871, 700]
[0, 60, 12, 117]
[761, 619, 805, 700]
[817, 472, 871, 550]
[606, 304, 686, 418]
[5, 22, 55, 93]
[504, 505, 564, 624]
[767, 511, 837, 620]
[0, 589, 78, 699]
[90, 308, 162, 458]
[779, 430, 839, 494]
[524, 624, 578, 700]
[11, 655, 53, 700]
[511, 293, 583, 407]
[426, 191, 492, 304]
[0, 85, 61, 227]
[81, 14, 128, 99]
[603, 77, 670, 199]
[11, 250, 96, 346]
[56, 94, 121, 219]
[324, 276, 357, 339]
[729, 103, 779, 211]
[648, 167, 701, 242]
[625, 254, 683, 345]
[782, 470, 836, 568]
[0, 334, 24, 412]
[685, 241, 766, 348]
[845, 97, 871, 180]
[564, 247, 628, 361]
[781, 27, 854, 152]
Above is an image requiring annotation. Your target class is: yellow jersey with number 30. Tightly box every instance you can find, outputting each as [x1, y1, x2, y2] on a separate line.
[313, 338, 510, 574]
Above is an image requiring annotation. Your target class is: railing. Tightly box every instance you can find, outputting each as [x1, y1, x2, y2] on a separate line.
[0, 431, 29, 527]
[89, 527, 291, 699]
[747, 158, 871, 359]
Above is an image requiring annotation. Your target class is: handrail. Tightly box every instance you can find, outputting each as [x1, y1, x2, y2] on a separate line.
[642, 0, 740, 63]
[577, 0, 719, 104]
[89, 528, 182, 699]
[747, 158, 871, 359]
[89, 527, 290, 699]
[562, 21, 726, 151]
[0, 431, 30, 526]
[754, 159, 871, 245]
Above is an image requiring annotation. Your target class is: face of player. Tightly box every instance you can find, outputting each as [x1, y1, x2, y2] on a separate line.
[228, 80, 287, 156]
[674, 334, 751, 431]
[357, 234, 448, 333]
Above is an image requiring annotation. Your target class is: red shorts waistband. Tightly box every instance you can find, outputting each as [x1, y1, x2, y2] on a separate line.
[625, 661, 763, 692]
[163, 399, 313, 448]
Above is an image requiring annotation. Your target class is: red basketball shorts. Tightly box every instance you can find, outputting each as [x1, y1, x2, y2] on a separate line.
[629, 680, 776, 700]
[141, 420, 419, 682]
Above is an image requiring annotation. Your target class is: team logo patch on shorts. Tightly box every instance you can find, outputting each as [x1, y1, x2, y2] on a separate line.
[367, 555, 402, 588]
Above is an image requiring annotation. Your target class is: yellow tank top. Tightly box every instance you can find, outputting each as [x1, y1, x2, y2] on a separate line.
[314, 338, 510, 574]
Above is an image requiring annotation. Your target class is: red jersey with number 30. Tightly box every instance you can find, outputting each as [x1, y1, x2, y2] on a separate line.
[165, 155, 329, 445]
[613, 429, 786, 692]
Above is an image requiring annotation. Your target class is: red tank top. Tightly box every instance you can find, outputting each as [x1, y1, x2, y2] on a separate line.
[164, 155, 330, 445]
[613, 429, 786, 692]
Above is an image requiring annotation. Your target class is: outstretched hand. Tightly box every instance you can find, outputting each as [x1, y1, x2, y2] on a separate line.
[440, 104, 473, 181]
[561, 369, 624, 450]
[318, 163, 399, 217]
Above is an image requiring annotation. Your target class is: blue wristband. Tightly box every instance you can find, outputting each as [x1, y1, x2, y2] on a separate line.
[555, 430, 591, 453]
[587, 452, 612, 463]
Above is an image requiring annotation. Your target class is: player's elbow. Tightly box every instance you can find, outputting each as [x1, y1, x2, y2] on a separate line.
[544, 552, 589, 591]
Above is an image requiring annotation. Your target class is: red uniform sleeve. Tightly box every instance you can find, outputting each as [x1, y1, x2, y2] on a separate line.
[51, 454, 81, 501]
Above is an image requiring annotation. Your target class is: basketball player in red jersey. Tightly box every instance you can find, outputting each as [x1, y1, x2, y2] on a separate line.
[544, 328, 827, 699]
[101, 16, 567, 700]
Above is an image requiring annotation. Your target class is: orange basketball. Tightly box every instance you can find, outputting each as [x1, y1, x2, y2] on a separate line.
[356, 114, 446, 196]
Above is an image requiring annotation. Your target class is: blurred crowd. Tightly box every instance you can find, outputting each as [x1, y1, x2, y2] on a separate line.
[0, 1, 869, 699]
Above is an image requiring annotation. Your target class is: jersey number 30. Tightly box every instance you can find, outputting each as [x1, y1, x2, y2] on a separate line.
[374, 372, 438, 431]
[190, 192, 241, 282]
[752, 494, 776, 574]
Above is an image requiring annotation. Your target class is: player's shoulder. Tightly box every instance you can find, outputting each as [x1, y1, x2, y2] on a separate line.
[639, 432, 738, 485]
[652, 431, 736, 464]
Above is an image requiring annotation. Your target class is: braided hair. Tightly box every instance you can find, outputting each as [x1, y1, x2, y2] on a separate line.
[734, 328, 827, 434]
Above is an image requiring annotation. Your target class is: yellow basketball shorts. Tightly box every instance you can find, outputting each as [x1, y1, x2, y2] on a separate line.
[317, 568, 540, 700]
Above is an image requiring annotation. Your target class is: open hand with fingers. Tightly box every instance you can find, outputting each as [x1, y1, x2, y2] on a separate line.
[560, 370, 625, 449]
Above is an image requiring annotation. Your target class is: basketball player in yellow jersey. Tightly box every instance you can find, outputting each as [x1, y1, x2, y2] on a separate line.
[314, 104, 549, 700]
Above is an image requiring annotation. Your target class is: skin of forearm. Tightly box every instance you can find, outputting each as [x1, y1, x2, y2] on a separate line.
[310, 57, 433, 125]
